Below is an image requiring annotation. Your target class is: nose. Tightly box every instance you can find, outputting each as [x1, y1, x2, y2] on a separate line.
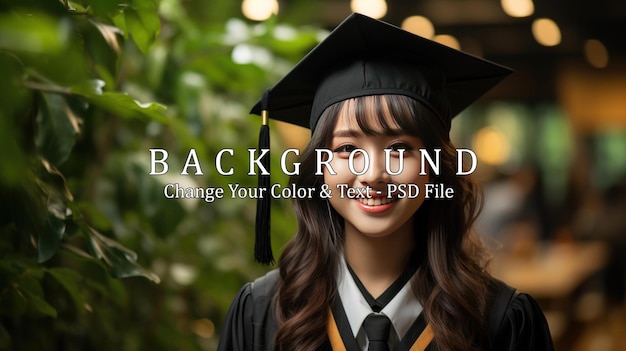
[356, 150, 391, 186]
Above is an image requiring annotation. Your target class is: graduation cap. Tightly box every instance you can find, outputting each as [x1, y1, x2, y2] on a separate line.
[250, 13, 513, 264]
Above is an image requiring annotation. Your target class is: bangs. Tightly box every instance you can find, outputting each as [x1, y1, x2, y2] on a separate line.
[312, 94, 447, 150]
[341, 95, 423, 137]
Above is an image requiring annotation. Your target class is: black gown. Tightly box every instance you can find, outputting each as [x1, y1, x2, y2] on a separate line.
[217, 270, 555, 351]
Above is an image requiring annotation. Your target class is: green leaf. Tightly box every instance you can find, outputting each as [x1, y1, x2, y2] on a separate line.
[124, 1, 160, 53]
[0, 266, 56, 318]
[0, 12, 70, 54]
[40, 159, 75, 203]
[10, 176, 49, 248]
[35, 160, 73, 263]
[67, 1, 88, 13]
[90, 91, 168, 122]
[56, 249, 128, 307]
[111, 11, 128, 39]
[73, 82, 168, 122]
[35, 92, 80, 167]
[144, 42, 168, 88]
[26, 80, 168, 124]
[91, 0, 122, 17]
[85, 227, 160, 283]
[90, 20, 123, 53]
[24, 289, 57, 318]
[46, 268, 85, 313]
[37, 211, 65, 263]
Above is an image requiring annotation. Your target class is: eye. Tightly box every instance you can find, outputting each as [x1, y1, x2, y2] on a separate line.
[333, 144, 357, 153]
[386, 142, 413, 153]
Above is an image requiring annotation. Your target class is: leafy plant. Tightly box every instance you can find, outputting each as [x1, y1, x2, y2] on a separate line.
[0, 0, 321, 349]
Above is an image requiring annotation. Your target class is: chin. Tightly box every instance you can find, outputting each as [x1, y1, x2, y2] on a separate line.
[352, 225, 400, 238]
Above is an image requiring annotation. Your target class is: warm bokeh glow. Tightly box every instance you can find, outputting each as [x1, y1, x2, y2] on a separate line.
[472, 126, 511, 165]
[584, 39, 609, 68]
[350, 0, 387, 19]
[401, 15, 435, 39]
[433, 34, 460, 50]
[191, 318, 215, 339]
[241, 0, 279, 21]
[532, 18, 561, 47]
[501, 0, 534, 18]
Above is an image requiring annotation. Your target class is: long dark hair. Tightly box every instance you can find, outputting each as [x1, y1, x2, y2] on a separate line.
[274, 95, 494, 351]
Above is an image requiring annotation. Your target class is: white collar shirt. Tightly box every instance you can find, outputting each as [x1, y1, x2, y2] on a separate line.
[337, 257, 423, 351]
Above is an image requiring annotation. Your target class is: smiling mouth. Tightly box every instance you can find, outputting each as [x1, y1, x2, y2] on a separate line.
[356, 195, 397, 206]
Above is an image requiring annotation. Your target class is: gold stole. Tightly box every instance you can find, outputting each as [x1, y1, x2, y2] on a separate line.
[327, 309, 433, 351]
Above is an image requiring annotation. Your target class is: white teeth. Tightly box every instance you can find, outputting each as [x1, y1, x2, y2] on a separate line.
[356, 196, 396, 206]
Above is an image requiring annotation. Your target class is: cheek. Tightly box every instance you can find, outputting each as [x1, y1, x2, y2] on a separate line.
[324, 160, 354, 201]
[325, 158, 353, 183]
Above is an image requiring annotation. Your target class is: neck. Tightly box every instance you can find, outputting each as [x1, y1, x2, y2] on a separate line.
[344, 220, 415, 298]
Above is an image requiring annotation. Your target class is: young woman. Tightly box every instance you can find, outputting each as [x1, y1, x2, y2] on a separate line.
[218, 13, 554, 351]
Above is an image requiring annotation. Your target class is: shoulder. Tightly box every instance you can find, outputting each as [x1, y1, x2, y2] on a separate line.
[251, 269, 280, 301]
[217, 270, 280, 351]
[487, 280, 555, 351]
[230, 269, 280, 320]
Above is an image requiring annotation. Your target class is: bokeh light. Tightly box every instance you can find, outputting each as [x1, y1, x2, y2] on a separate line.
[472, 126, 512, 166]
[242, 0, 279, 21]
[434, 34, 460, 50]
[501, 0, 534, 18]
[401, 15, 435, 39]
[532, 18, 561, 47]
[584, 39, 609, 68]
[350, 0, 387, 19]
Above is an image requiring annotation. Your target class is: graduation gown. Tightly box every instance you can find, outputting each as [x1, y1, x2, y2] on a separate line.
[217, 270, 555, 351]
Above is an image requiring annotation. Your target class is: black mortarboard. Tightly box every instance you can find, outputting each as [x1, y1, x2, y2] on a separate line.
[250, 13, 513, 264]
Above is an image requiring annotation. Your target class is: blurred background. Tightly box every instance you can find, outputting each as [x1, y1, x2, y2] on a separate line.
[0, 0, 624, 350]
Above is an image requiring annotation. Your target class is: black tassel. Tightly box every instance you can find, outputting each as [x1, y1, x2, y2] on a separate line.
[255, 89, 273, 265]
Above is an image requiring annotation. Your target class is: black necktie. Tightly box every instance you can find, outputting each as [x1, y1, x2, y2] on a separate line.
[363, 313, 391, 351]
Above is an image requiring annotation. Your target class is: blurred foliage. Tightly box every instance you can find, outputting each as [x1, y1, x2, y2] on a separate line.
[0, 0, 322, 349]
